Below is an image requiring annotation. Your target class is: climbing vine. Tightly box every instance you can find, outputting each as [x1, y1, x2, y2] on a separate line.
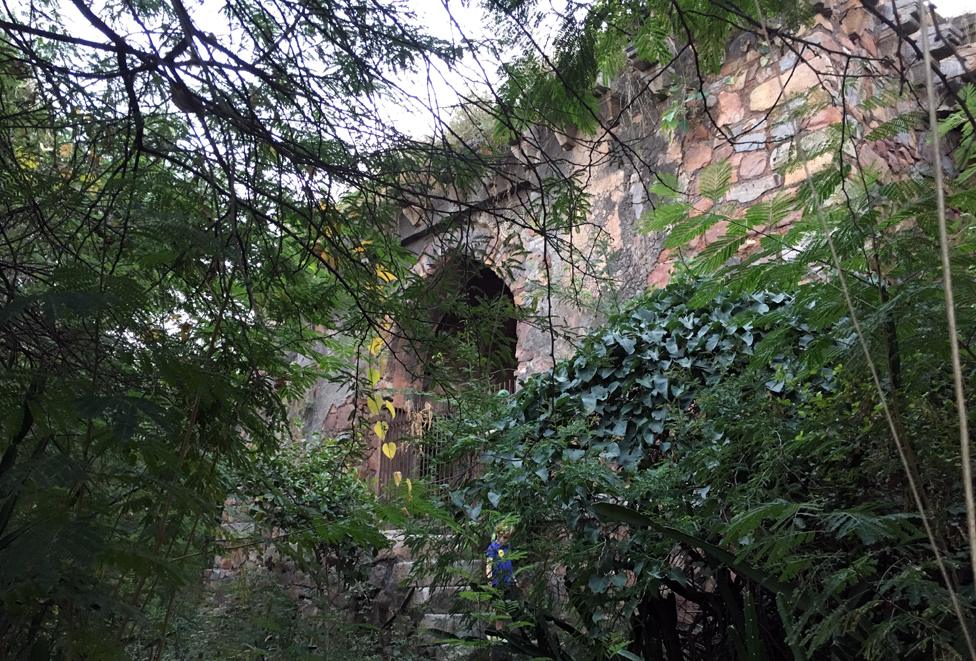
[440, 282, 974, 659]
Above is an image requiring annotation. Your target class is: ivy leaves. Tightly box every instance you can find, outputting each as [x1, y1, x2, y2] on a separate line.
[504, 283, 803, 471]
[445, 275, 972, 658]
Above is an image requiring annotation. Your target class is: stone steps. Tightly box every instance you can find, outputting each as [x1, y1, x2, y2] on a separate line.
[412, 586, 463, 612]
[373, 530, 487, 658]
[389, 559, 481, 588]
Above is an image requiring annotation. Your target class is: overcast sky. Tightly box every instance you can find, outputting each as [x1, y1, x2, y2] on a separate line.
[934, 0, 971, 16]
[54, 0, 974, 141]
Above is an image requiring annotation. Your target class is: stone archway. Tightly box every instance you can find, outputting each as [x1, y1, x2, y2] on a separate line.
[372, 256, 519, 495]
[425, 256, 518, 394]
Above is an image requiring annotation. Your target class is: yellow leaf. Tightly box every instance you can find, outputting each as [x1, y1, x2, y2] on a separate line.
[375, 265, 397, 283]
[313, 242, 336, 269]
[381, 441, 397, 460]
[368, 367, 382, 386]
[384, 401, 396, 419]
[366, 396, 380, 417]
[373, 420, 388, 441]
[368, 336, 384, 356]
[393, 471, 402, 487]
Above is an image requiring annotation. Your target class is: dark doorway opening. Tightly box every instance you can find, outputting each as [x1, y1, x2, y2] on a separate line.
[376, 259, 518, 498]
[429, 260, 518, 393]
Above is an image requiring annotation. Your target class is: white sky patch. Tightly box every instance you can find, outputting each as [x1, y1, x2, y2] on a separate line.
[50, 0, 976, 142]
[933, 0, 972, 17]
[381, 1, 498, 139]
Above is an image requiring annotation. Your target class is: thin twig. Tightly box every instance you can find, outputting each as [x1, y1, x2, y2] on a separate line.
[917, 0, 976, 599]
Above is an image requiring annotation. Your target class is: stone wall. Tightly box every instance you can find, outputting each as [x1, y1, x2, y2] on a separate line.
[296, 0, 975, 450]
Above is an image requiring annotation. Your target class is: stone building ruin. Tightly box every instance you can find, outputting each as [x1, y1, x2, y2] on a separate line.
[290, 0, 976, 491]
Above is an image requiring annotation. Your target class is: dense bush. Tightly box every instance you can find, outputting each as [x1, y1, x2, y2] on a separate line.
[441, 282, 975, 659]
[156, 437, 395, 660]
[236, 436, 387, 586]
[161, 569, 425, 661]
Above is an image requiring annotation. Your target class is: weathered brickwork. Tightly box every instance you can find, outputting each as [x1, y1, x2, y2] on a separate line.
[293, 0, 975, 449]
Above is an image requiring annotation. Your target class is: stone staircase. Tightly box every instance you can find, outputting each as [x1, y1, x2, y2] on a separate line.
[370, 530, 487, 658]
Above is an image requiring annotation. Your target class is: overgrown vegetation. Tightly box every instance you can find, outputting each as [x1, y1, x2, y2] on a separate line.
[442, 281, 974, 658]
[156, 439, 414, 661]
[423, 68, 976, 661]
[0, 0, 464, 654]
[3, 0, 976, 657]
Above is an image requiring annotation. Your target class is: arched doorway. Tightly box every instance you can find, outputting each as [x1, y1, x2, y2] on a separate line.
[375, 258, 519, 496]
[427, 260, 518, 393]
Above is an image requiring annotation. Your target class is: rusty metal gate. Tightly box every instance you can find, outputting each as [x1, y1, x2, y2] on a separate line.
[375, 379, 515, 497]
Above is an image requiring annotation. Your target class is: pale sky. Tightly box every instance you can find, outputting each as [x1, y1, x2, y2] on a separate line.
[50, 0, 976, 143]
[934, 0, 971, 17]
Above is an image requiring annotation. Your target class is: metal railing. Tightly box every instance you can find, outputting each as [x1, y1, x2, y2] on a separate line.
[375, 377, 517, 498]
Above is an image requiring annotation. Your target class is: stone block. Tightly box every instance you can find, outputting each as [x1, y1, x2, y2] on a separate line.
[392, 560, 414, 585]
[859, 32, 879, 57]
[770, 120, 797, 141]
[647, 250, 674, 289]
[727, 31, 758, 60]
[809, 106, 842, 128]
[555, 126, 578, 151]
[732, 117, 767, 135]
[420, 613, 475, 636]
[689, 197, 714, 217]
[713, 142, 734, 162]
[784, 153, 833, 186]
[739, 151, 768, 178]
[733, 132, 766, 152]
[841, 6, 871, 35]
[376, 532, 412, 561]
[915, 25, 962, 59]
[715, 90, 743, 127]
[771, 142, 792, 169]
[726, 174, 782, 203]
[412, 586, 462, 612]
[881, 0, 919, 34]
[682, 143, 713, 173]
[749, 63, 821, 111]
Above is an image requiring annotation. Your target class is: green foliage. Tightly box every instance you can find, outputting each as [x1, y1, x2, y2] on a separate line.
[0, 2, 464, 654]
[157, 441, 415, 660]
[485, 0, 811, 139]
[419, 80, 976, 659]
[160, 569, 426, 661]
[941, 84, 976, 184]
[505, 283, 818, 473]
[438, 282, 975, 659]
[236, 437, 386, 584]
